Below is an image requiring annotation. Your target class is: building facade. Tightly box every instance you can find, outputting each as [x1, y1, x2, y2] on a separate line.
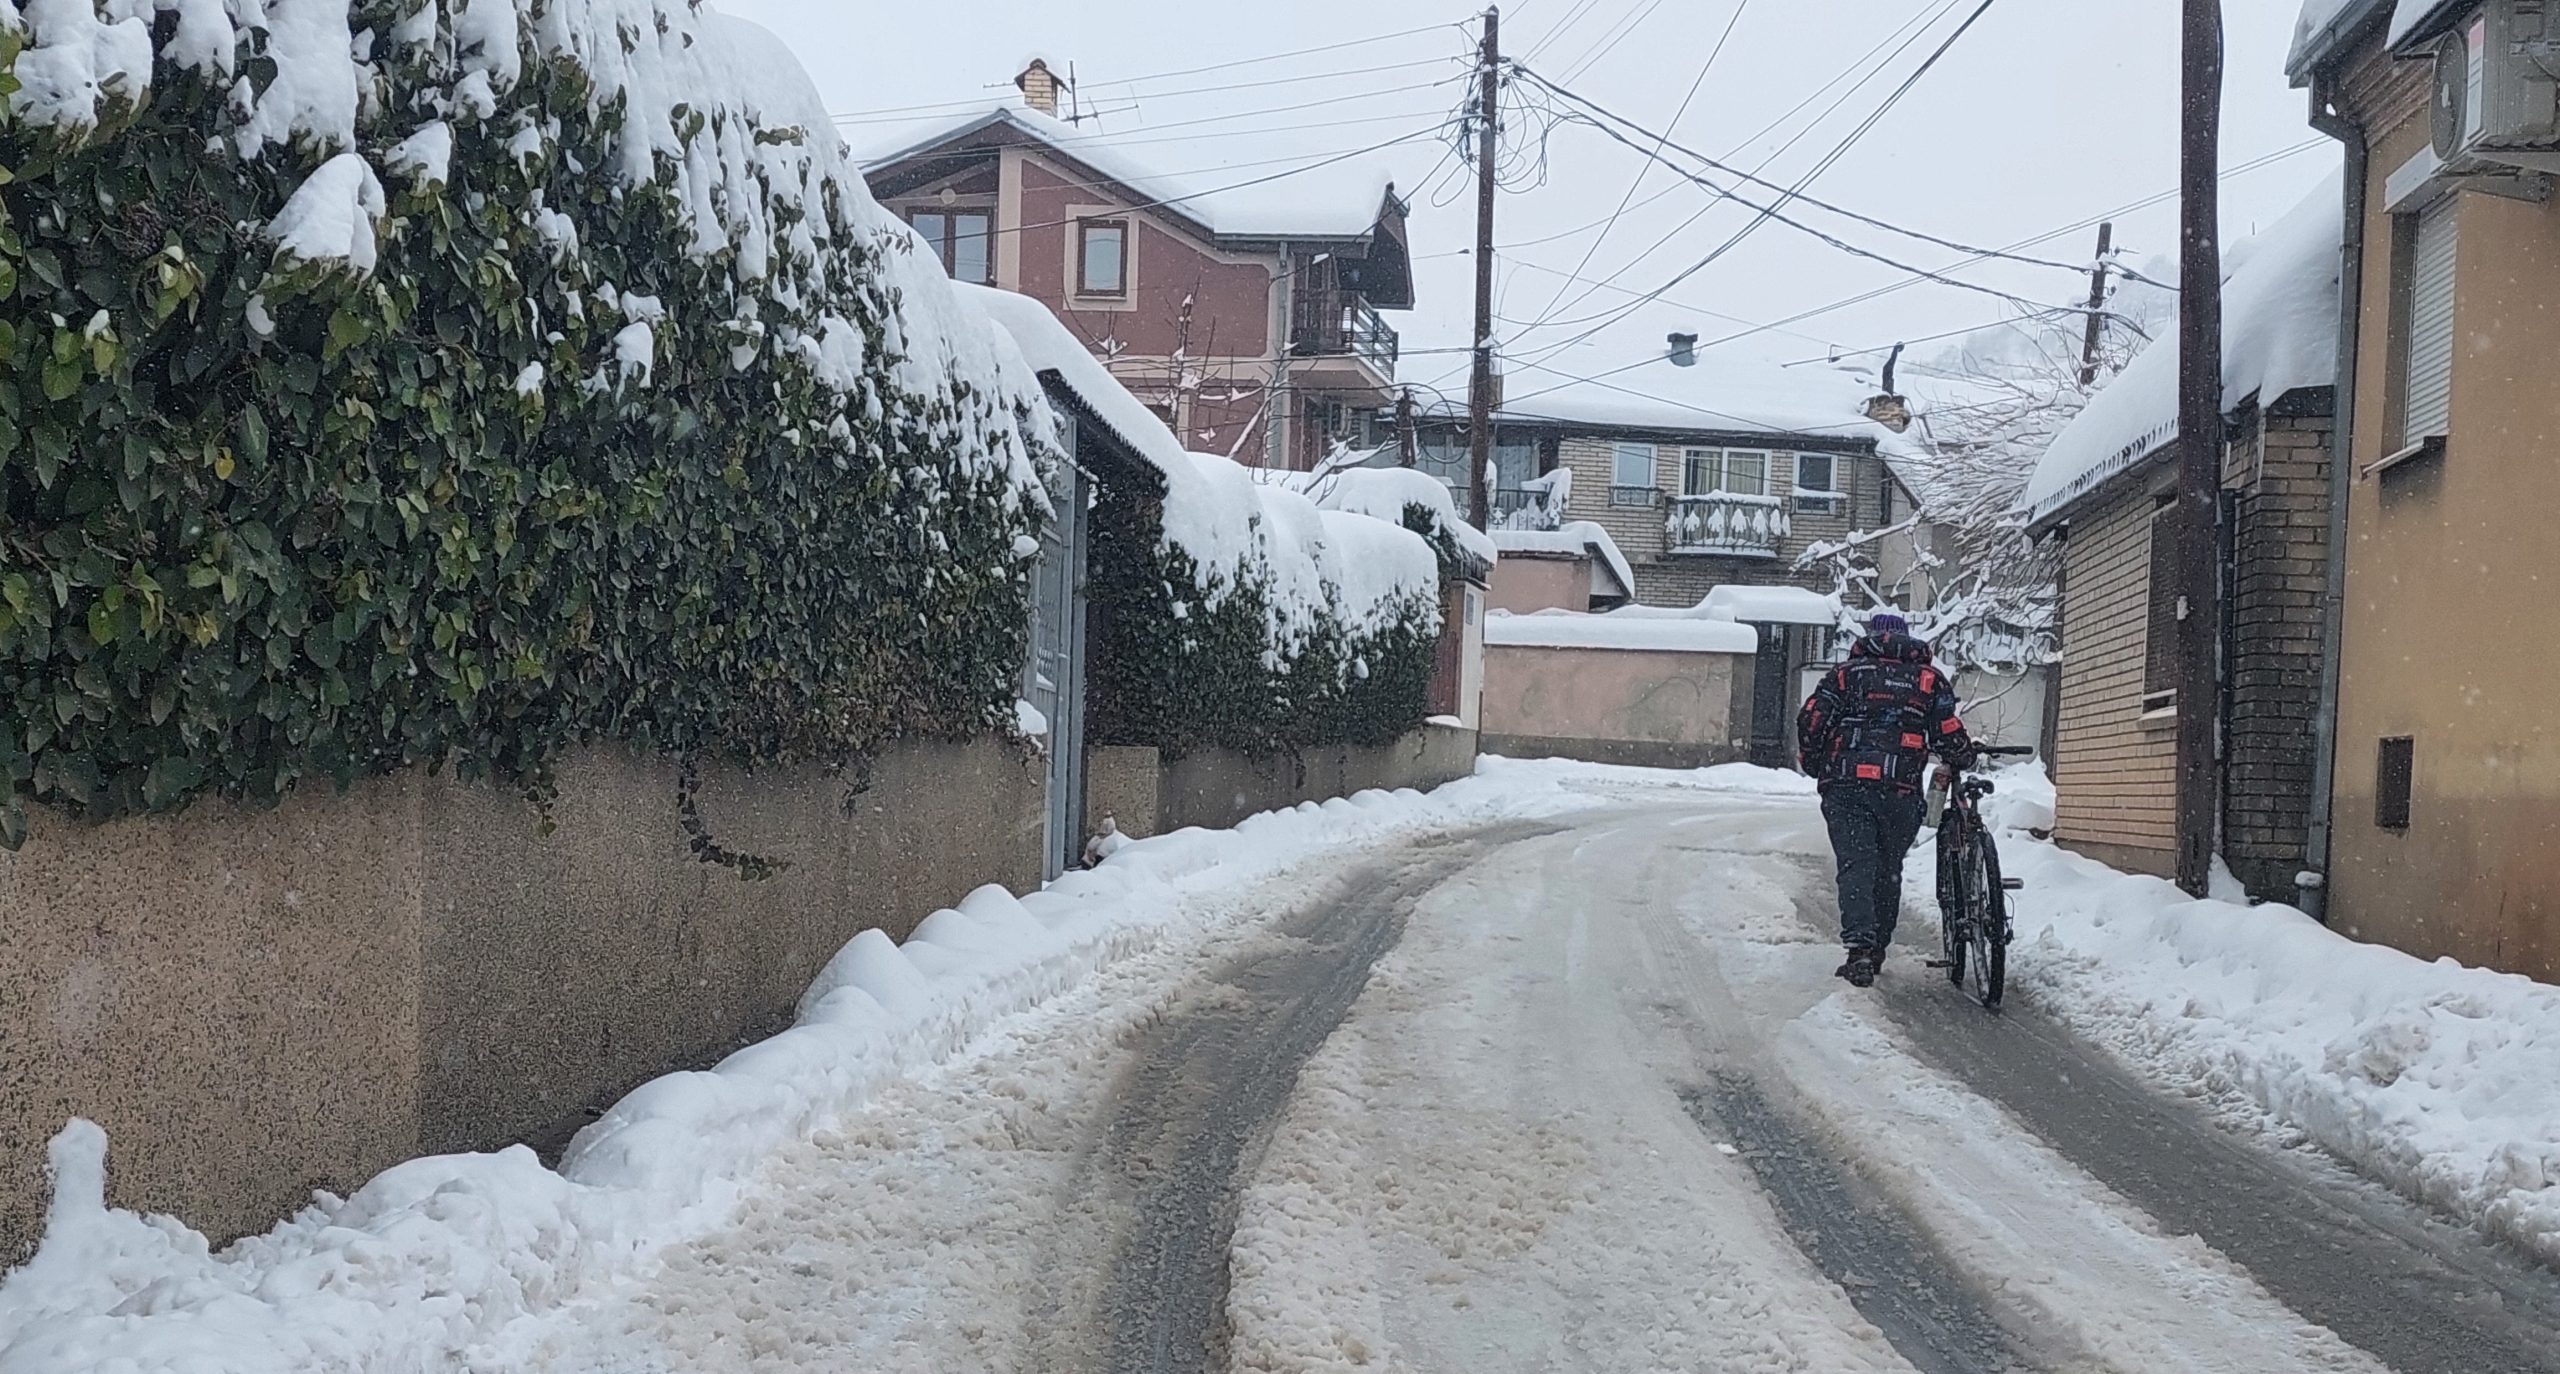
[860, 68, 1414, 471]
[2292, 0, 2560, 978]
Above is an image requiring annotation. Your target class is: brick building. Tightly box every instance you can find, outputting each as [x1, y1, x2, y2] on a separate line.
[2022, 180, 2343, 900]
[859, 63, 1416, 470]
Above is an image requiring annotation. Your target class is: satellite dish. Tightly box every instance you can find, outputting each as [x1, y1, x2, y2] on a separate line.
[2434, 30, 2473, 162]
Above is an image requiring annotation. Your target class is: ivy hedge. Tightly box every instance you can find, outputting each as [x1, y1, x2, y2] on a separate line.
[0, 1, 1055, 847]
[1085, 479, 1441, 759]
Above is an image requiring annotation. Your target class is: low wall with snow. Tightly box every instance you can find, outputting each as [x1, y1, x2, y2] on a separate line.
[1478, 639, 1755, 771]
[0, 739, 1043, 1258]
[1087, 722, 1478, 841]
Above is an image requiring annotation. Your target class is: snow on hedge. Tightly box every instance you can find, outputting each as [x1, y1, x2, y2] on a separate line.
[1910, 764, 2560, 1269]
[968, 283, 1442, 651]
[0, 767, 1643, 1371]
[2021, 175, 2341, 526]
[4, 0, 1054, 506]
[1300, 466, 1500, 569]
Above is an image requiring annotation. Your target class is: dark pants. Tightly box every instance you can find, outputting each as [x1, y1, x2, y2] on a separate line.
[1821, 784, 1927, 953]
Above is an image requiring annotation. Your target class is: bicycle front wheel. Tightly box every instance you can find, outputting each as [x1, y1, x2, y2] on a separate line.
[1938, 828, 1969, 986]
[1965, 837, 2008, 1010]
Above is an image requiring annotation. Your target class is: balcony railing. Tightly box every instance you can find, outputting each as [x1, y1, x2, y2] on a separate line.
[1667, 491, 1791, 558]
[1289, 290, 1399, 374]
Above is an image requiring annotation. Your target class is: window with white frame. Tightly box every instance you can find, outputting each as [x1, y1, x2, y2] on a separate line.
[1610, 442, 1657, 506]
[1681, 448, 1769, 497]
[1792, 453, 1845, 511]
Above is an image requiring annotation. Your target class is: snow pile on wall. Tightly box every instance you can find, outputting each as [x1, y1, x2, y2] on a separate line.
[968, 284, 1441, 650]
[1910, 792, 2560, 1268]
[1486, 610, 1758, 655]
[1303, 466, 1500, 569]
[2022, 174, 2343, 525]
[1490, 521, 1636, 599]
[0, 763, 1666, 1371]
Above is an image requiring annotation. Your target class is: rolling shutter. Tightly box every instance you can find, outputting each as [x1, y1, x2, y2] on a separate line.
[2404, 199, 2459, 443]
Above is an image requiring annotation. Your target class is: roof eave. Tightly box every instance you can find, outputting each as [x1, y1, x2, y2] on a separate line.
[2286, 0, 2395, 85]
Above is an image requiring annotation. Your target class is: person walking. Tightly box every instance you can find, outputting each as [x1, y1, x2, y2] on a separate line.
[1796, 612, 1976, 987]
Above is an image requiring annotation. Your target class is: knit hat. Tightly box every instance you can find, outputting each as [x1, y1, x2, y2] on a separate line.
[1868, 612, 1910, 636]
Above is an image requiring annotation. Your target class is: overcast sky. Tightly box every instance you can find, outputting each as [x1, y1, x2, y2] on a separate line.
[716, 0, 2336, 397]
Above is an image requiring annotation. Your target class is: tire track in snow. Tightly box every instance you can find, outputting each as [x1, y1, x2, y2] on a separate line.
[1881, 976, 2560, 1374]
[1079, 824, 1567, 1374]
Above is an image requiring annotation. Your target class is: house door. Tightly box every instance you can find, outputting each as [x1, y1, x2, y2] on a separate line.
[1026, 461, 1092, 879]
[1749, 623, 1795, 770]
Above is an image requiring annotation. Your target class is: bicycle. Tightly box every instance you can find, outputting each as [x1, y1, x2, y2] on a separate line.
[1926, 744, 2037, 1011]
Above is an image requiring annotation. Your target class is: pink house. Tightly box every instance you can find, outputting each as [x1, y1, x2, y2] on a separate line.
[861, 62, 1417, 470]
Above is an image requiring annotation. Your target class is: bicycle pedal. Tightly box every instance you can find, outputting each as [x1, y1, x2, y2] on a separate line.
[2001, 878, 2025, 890]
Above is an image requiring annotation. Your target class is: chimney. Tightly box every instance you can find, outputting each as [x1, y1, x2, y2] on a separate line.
[1015, 59, 1059, 117]
[1666, 332, 1698, 367]
[1866, 394, 1913, 434]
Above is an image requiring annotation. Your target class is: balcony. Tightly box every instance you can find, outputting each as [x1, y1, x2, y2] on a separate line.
[1667, 492, 1791, 558]
[1288, 290, 1399, 397]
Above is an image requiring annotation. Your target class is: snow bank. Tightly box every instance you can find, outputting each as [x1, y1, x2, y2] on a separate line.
[1302, 466, 1500, 569]
[0, 761, 1679, 1371]
[1913, 771, 2560, 1267]
[2022, 174, 2343, 526]
[1486, 610, 1758, 655]
[1697, 584, 1842, 626]
[1490, 521, 1635, 599]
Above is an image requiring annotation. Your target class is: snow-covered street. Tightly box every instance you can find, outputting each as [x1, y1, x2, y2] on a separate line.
[443, 769, 2560, 1374]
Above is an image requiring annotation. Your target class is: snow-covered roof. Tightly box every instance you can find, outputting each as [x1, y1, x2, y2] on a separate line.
[2388, 0, 2463, 49]
[1450, 318, 1935, 482]
[2021, 175, 2343, 528]
[1486, 611, 1759, 655]
[2288, 0, 2392, 77]
[1697, 585, 1843, 626]
[1490, 522, 1636, 600]
[857, 106, 1400, 241]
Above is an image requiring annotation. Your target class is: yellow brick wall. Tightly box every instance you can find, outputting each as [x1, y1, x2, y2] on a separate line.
[2052, 478, 2177, 870]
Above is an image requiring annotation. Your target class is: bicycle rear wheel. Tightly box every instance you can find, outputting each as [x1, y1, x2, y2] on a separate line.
[1965, 838, 2008, 1009]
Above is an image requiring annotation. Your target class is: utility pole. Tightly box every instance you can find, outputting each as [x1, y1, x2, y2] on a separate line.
[2174, 0, 2224, 898]
[2076, 221, 2115, 388]
[1397, 386, 1419, 467]
[1465, 6, 1501, 531]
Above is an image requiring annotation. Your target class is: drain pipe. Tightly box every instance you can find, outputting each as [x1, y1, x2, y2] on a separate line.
[2299, 90, 2367, 923]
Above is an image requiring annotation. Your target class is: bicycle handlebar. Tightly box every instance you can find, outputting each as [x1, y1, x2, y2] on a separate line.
[1974, 744, 2038, 757]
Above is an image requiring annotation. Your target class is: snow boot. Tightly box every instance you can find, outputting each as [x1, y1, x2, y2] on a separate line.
[1835, 948, 1881, 988]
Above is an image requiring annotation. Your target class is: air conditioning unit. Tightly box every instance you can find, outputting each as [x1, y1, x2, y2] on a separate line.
[2433, 0, 2560, 173]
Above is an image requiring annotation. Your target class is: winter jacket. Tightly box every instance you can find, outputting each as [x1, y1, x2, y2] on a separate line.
[1796, 631, 1975, 793]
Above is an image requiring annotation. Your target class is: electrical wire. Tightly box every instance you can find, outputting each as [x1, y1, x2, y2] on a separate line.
[830, 56, 1461, 127]
[1557, 0, 1676, 82]
[1504, 0, 1973, 344]
[1071, 22, 1464, 91]
[1521, 0, 1754, 327]
[997, 123, 1454, 238]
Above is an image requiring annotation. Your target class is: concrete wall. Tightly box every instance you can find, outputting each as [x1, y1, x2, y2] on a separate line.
[1489, 555, 1591, 615]
[1089, 722, 1480, 841]
[1478, 644, 1750, 768]
[2325, 34, 2560, 980]
[0, 738, 1044, 1259]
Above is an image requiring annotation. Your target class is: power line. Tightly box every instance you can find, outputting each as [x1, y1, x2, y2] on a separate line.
[829, 56, 1461, 127]
[1522, 0, 1755, 328]
[1521, 69, 2170, 287]
[1504, 0, 1976, 348]
[1691, 137, 2330, 352]
[1072, 22, 1463, 90]
[1522, 0, 1610, 62]
[1559, 0, 1675, 82]
[998, 123, 1452, 238]
[1475, 0, 1961, 261]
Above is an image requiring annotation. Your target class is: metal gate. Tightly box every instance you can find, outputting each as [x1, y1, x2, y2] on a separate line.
[1025, 460, 1092, 879]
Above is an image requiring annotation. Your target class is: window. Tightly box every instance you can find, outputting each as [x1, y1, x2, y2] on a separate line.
[1793, 453, 1844, 512]
[1611, 442, 1656, 506]
[1078, 219, 1128, 296]
[2376, 737, 2415, 830]
[908, 210, 992, 285]
[1681, 448, 1768, 497]
[1879, 471, 1898, 526]
[2398, 197, 2458, 448]
[2142, 496, 2180, 716]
